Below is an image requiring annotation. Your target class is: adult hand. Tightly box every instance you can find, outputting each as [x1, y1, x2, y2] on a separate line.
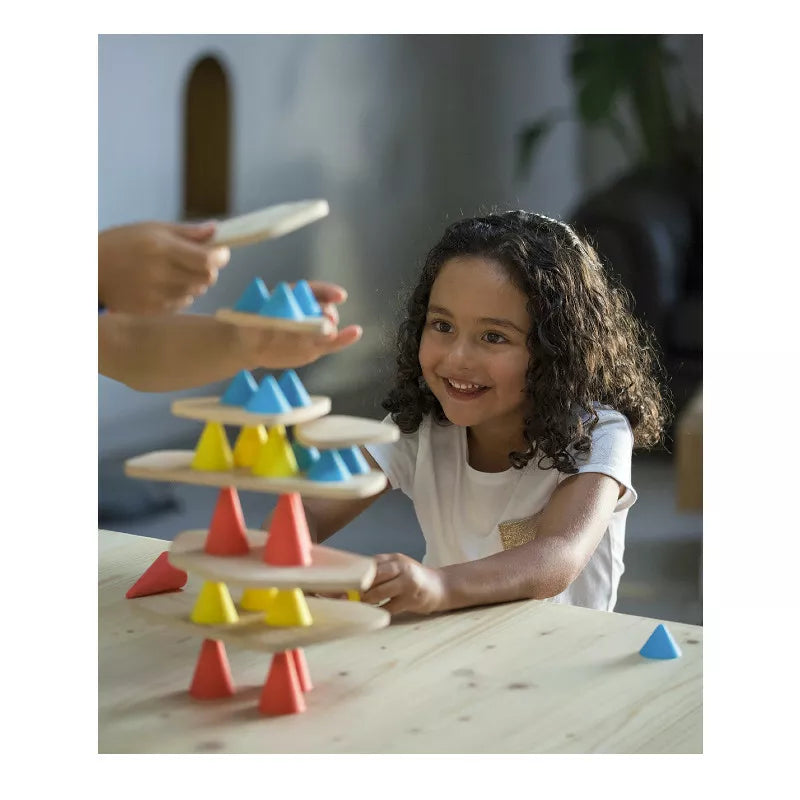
[98, 221, 231, 314]
[361, 553, 447, 615]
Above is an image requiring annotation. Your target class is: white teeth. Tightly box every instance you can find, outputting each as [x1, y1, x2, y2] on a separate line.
[447, 378, 484, 391]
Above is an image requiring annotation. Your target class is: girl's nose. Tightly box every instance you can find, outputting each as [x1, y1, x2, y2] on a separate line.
[443, 337, 475, 371]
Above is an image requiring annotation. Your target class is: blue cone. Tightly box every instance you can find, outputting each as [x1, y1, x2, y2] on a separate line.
[293, 279, 322, 316]
[233, 277, 270, 313]
[639, 624, 682, 660]
[244, 375, 292, 414]
[292, 442, 321, 472]
[277, 369, 312, 408]
[339, 446, 370, 475]
[257, 281, 305, 321]
[307, 450, 351, 482]
[220, 370, 259, 406]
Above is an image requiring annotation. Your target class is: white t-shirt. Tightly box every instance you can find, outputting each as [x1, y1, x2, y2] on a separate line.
[365, 408, 637, 611]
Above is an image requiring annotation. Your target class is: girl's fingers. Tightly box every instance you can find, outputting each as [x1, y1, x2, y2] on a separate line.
[362, 574, 404, 605]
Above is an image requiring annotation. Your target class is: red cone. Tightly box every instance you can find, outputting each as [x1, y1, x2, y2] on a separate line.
[205, 487, 250, 555]
[258, 651, 306, 715]
[264, 493, 311, 566]
[292, 648, 313, 692]
[126, 552, 187, 599]
[189, 639, 235, 699]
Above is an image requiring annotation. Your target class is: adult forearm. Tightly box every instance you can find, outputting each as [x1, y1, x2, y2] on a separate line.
[438, 535, 580, 612]
[99, 313, 243, 391]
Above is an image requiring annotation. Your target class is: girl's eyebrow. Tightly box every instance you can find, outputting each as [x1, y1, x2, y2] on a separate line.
[427, 305, 526, 335]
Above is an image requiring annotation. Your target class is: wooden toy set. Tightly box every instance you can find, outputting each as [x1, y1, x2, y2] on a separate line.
[121, 200, 400, 716]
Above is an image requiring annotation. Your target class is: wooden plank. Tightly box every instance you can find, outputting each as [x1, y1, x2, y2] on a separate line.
[99, 530, 702, 754]
[170, 395, 330, 428]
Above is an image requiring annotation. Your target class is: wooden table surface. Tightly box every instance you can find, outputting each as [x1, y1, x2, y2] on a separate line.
[99, 530, 703, 754]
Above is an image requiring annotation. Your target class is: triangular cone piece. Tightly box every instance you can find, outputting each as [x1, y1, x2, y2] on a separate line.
[190, 581, 240, 625]
[233, 425, 268, 468]
[244, 376, 292, 414]
[339, 446, 370, 475]
[220, 370, 259, 406]
[189, 639, 235, 699]
[233, 277, 270, 313]
[265, 492, 312, 566]
[292, 279, 322, 316]
[126, 552, 187, 599]
[292, 441, 321, 472]
[252, 426, 299, 477]
[277, 369, 312, 408]
[291, 648, 313, 692]
[259, 651, 306, 716]
[639, 623, 682, 660]
[307, 449, 351, 482]
[257, 282, 306, 321]
[267, 588, 313, 627]
[191, 422, 234, 471]
[205, 487, 250, 555]
[239, 587, 278, 611]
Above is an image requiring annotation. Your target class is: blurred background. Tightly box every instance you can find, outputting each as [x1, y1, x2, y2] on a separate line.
[98, 34, 702, 625]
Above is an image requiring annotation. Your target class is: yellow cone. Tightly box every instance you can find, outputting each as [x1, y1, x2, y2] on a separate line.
[347, 590, 361, 602]
[191, 422, 234, 471]
[233, 425, 268, 468]
[252, 425, 298, 477]
[266, 588, 313, 627]
[190, 581, 239, 625]
[240, 586, 278, 611]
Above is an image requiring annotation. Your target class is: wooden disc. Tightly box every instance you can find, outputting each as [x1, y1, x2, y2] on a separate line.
[215, 308, 333, 335]
[294, 415, 400, 450]
[171, 395, 331, 427]
[210, 199, 329, 248]
[169, 530, 376, 591]
[129, 592, 390, 653]
[124, 450, 388, 499]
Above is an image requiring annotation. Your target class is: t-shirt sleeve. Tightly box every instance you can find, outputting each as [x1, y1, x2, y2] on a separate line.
[364, 415, 420, 497]
[557, 409, 637, 512]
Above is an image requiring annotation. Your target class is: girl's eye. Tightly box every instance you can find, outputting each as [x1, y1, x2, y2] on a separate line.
[431, 320, 452, 333]
[483, 331, 508, 345]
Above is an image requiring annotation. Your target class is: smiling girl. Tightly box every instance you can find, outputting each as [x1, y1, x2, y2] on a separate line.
[299, 211, 667, 614]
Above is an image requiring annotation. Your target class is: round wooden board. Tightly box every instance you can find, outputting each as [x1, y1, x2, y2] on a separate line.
[124, 450, 388, 499]
[169, 530, 376, 591]
[209, 199, 329, 248]
[171, 395, 330, 427]
[215, 308, 333, 335]
[294, 415, 401, 450]
[129, 592, 389, 653]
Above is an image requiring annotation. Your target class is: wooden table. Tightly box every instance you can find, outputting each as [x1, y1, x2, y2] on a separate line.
[99, 530, 703, 753]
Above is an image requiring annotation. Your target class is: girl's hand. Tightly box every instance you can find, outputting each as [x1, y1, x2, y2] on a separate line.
[361, 553, 447, 615]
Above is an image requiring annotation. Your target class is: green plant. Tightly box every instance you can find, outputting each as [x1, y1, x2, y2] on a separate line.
[517, 34, 701, 178]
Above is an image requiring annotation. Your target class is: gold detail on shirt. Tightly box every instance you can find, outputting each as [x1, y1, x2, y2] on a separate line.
[498, 511, 543, 551]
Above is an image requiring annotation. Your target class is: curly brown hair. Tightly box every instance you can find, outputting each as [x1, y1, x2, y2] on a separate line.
[383, 210, 669, 473]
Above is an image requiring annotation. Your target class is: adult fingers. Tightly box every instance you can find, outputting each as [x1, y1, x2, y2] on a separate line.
[171, 238, 231, 277]
[314, 325, 363, 355]
[169, 220, 217, 242]
[307, 280, 347, 305]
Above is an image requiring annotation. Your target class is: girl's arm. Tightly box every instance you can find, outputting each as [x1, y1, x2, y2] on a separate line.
[267, 450, 390, 543]
[363, 471, 622, 614]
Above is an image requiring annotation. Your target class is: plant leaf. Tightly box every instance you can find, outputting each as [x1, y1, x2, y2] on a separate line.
[516, 117, 557, 178]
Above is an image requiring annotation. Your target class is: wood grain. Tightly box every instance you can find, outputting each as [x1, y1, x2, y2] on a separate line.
[99, 530, 703, 754]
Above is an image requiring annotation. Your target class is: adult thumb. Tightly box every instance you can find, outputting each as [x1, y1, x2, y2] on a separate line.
[172, 220, 217, 242]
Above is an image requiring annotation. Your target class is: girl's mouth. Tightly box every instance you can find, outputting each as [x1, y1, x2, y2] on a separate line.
[442, 377, 489, 400]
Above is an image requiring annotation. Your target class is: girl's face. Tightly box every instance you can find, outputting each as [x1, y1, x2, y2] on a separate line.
[418, 255, 531, 435]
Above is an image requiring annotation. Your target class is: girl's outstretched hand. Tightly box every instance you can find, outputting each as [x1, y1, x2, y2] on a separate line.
[361, 553, 447, 615]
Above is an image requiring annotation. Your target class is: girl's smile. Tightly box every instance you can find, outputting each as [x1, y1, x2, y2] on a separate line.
[418, 255, 531, 440]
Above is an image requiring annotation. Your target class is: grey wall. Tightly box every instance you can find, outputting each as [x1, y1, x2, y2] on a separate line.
[98, 34, 581, 458]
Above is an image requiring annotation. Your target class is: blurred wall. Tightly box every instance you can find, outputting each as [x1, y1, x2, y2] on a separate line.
[98, 34, 581, 458]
